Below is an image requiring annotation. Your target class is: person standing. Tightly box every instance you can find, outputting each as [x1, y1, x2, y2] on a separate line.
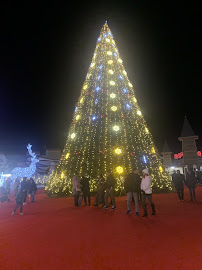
[12, 188, 24, 215]
[79, 176, 91, 206]
[94, 174, 106, 207]
[141, 168, 156, 217]
[13, 178, 20, 197]
[185, 170, 197, 201]
[72, 175, 81, 207]
[0, 186, 9, 203]
[21, 177, 28, 205]
[124, 168, 141, 215]
[173, 170, 185, 201]
[28, 178, 38, 202]
[103, 170, 116, 210]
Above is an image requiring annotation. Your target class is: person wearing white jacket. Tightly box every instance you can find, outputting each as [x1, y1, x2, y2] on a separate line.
[141, 168, 156, 217]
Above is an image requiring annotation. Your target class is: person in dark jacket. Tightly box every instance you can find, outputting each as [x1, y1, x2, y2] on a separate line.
[12, 188, 24, 215]
[79, 176, 91, 206]
[94, 174, 106, 207]
[185, 170, 197, 201]
[13, 178, 20, 197]
[172, 170, 185, 201]
[28, 178, 38, 202]
[124, 168, 141, 215]
[103, 170, 116, 210]
[21, 177, 28, 205]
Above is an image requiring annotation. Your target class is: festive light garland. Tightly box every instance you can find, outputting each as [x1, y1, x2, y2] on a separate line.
[45, 22, 172, 195]
[11, 144, 39, 181]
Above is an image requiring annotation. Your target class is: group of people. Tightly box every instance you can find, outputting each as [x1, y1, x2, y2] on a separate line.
[11, 177, 38, 215]
[72, 168, 156, 217]
[172, 169, 197, 201]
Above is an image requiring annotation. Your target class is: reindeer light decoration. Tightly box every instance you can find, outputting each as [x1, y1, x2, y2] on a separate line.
[12, 144, 39, 181]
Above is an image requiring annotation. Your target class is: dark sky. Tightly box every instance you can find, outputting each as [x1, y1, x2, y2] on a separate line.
[0, 2, 201, 154]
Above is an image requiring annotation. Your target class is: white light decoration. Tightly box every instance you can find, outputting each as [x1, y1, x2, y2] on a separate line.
[110, 93, 116, 98]
[76, 115, 80, 120]
[113, 125, 120, 131]
[91, 115, 97, 121]
[0, 173, 4, 187]
[108, 69, 113, 74]
[118, 58, 122, 63]
[123, 70, 127, 75]
[71, 133, 76, 139]
[0, 173, 12, 187]
[83, 85, 88, 90]
[107, 51, 112, 55]
[126, 103, 131, 109]
[137, 110, 142, 116]
[80, 98, 84, 103]
[111, 106, 117, 111]
[133, 97, 137, 103]
[90, 62, 95, 67]
[143, 155, 147, 163]
[114, 148, 122, 155]
[108, 60, 113, 65]
[110, 81, 115, 85]
[106, 38, 110, 42]
[128, 82, 133, 87]
[11, 144, 39, 181]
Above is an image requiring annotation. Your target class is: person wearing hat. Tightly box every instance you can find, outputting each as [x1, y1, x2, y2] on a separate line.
[141, 168, 155, 217]
[124, 168, 141, 215]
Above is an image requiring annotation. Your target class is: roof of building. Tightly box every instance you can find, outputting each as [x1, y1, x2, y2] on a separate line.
[161, 141, 172, 153]
[180, 116, 196, 137]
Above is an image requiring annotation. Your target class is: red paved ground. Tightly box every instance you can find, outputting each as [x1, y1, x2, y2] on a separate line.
[1, 187, 202, 270]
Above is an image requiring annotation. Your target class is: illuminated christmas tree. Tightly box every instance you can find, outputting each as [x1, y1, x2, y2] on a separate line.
[46, 22, 172, 195]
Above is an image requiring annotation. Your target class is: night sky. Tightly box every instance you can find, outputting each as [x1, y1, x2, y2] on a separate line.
[0, 2, 201, 154]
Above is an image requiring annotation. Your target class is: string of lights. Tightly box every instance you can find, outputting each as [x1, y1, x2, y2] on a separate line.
[45, 22, 172, 195]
